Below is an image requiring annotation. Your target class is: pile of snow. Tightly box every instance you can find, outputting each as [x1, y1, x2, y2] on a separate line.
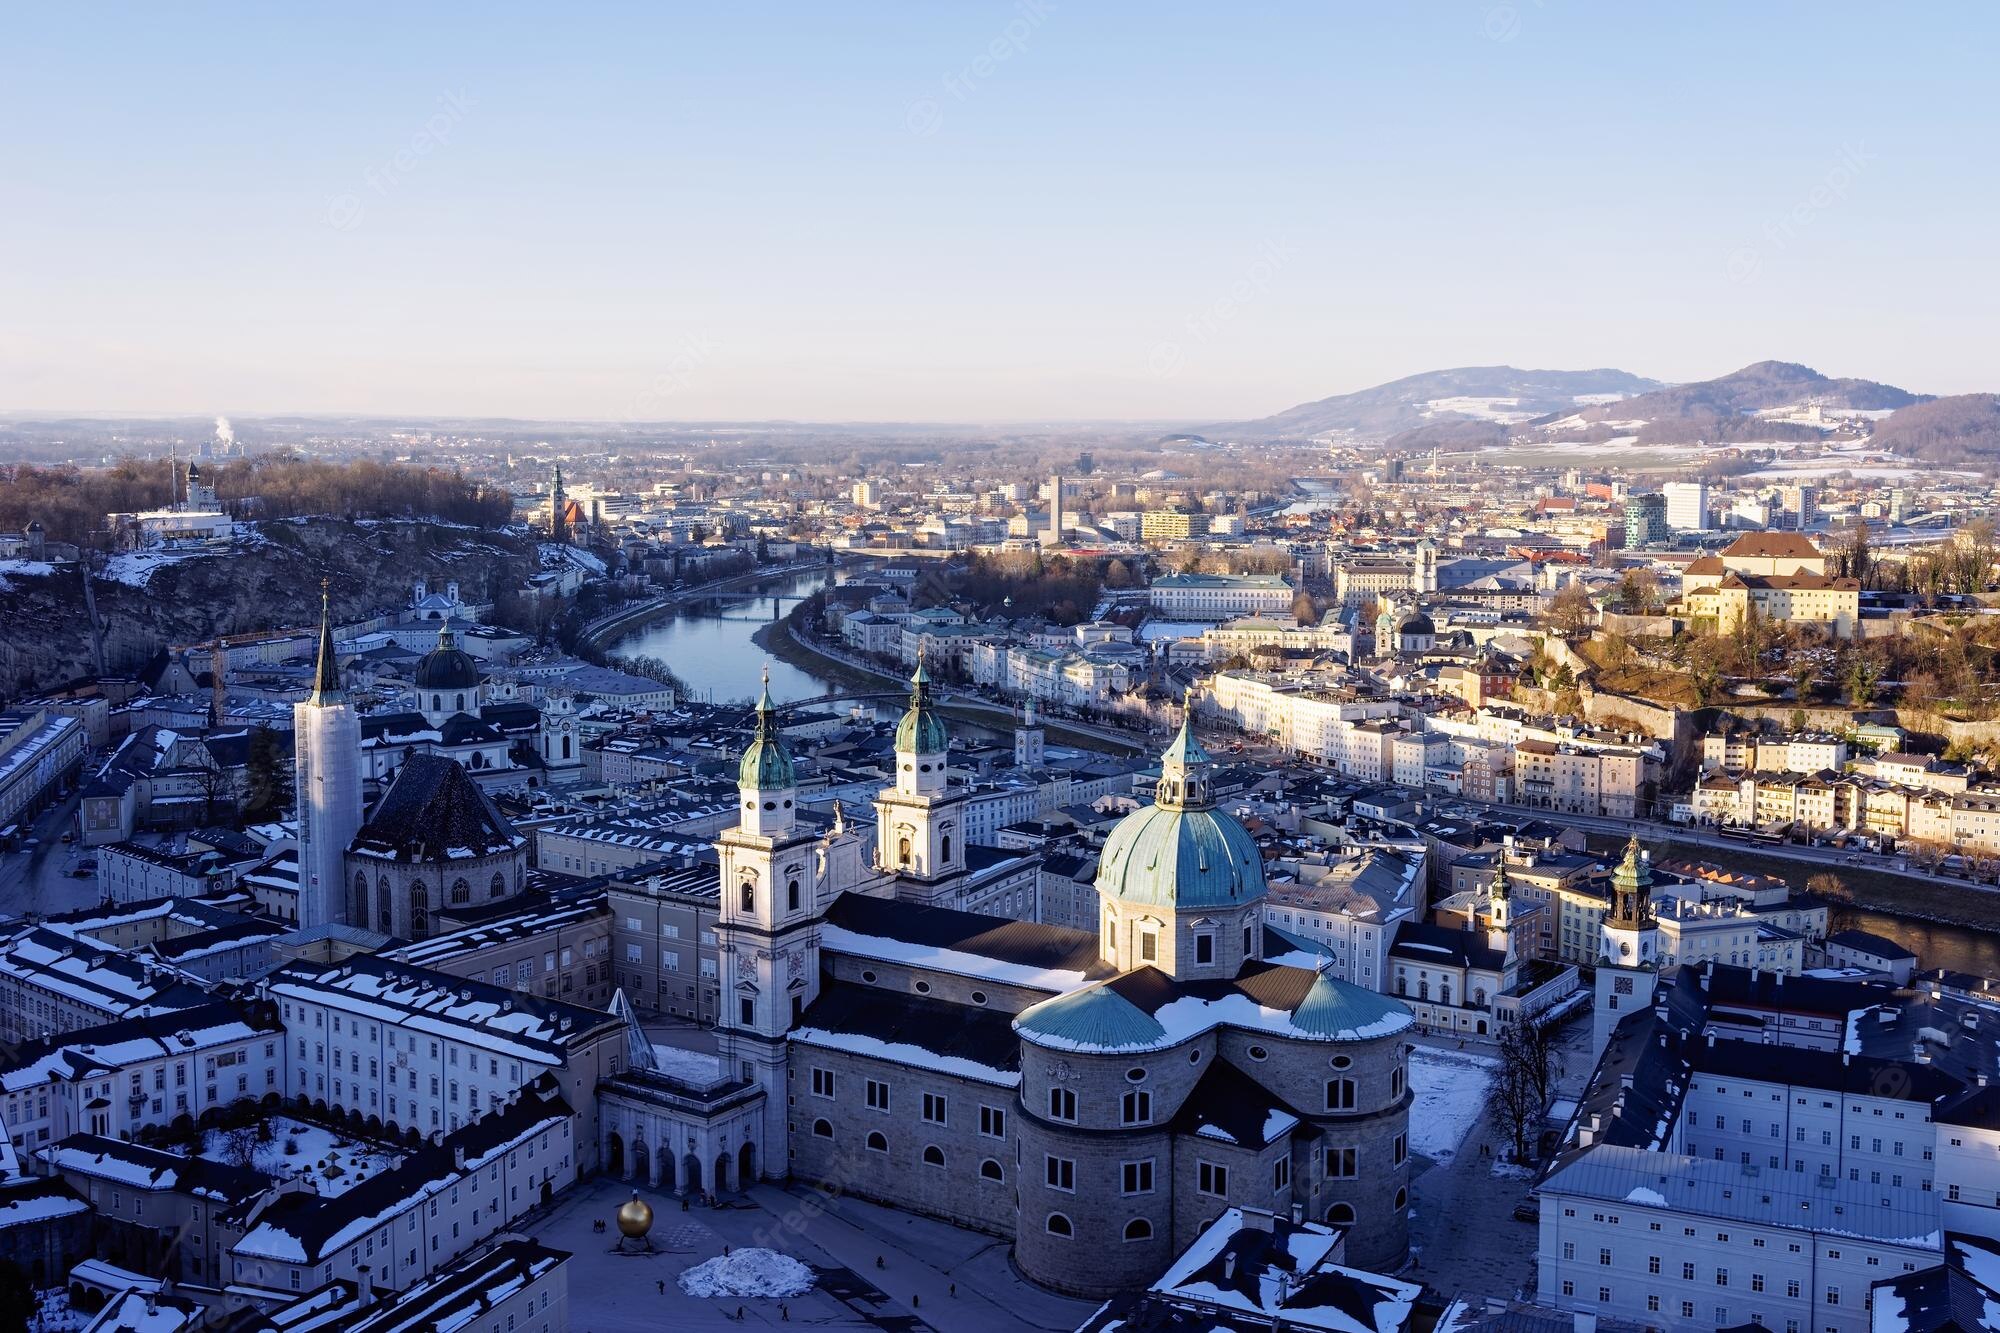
[678, 1249, 815, 1300]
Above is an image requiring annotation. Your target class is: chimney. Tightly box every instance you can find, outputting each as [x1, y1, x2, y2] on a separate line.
[1242, 1207, 1275, 1233]
[1706, 1030, 1716, 1048]
[453, 1144, 466, 1170]
[1223, 1252, 1237, 1282]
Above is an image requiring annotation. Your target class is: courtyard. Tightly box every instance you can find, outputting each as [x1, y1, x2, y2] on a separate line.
[532, 1174, 1098, 1332]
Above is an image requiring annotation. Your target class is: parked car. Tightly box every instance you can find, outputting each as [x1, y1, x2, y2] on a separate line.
[1512, 1201, 1540, 1224]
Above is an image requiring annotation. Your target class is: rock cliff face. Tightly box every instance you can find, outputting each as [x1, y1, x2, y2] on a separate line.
[0, 519, 534, 697]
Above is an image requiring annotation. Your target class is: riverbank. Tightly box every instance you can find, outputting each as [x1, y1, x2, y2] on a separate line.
[582, 560, 828, 653]
[757, 612, 1144, 757]
[1585, 832, 2000, 933]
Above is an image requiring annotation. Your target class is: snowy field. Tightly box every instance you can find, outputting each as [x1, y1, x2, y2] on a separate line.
[196, 1117, 400, 1196]
[1407, 1047, 1498, 1164]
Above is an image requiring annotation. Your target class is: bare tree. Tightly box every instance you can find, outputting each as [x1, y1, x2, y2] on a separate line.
[1489, 1022, 1547, 1165]
[218, 1125, 261, 1170]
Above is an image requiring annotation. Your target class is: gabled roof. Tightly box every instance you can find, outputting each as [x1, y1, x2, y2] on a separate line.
[40, 1133, 272, 1203]
[1723, 531, 1823, 559]
[1170, 1058, 1305, 1149]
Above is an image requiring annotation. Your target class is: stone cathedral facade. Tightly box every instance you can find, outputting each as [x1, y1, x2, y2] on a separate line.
[598, 665, 1419, 1298]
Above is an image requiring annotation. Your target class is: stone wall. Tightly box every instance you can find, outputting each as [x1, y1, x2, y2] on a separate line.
[786, 1041, 1019, 1239]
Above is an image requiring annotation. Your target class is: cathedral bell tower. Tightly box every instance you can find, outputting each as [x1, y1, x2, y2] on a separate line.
[873, 652, 967, 895]
[1592, 835, 1661, 1059]
[715, 669, 825, 1174]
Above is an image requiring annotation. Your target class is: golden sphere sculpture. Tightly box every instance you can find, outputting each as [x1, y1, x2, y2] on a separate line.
[617, 1192, 654, 1238]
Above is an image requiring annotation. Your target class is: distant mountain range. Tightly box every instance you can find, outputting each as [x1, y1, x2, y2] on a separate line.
[1221, 366, 1663, 440]
[1227, 360, 1980, 454]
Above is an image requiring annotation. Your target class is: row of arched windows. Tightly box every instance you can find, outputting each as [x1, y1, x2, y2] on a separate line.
[349, 869, 510, 936]
[808, 1121, 1008, 1181]
[1044, 1214, 1153, 1241]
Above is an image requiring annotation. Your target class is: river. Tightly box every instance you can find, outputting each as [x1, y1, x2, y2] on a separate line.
[1843, 908, 2000, 979]
[608, 568, 837, 705]
[612, 570, 1999, 978]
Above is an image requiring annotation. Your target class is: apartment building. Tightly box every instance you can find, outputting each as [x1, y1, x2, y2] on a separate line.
[225, 1082, 575, 1298]
[0, 1002, 282, 1150]
[259, 955, 622, 1163]
[1147, 572, 1293, 620]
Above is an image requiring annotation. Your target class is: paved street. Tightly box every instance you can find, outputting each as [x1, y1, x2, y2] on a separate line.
[0, 786, 93, 921]
[1403, 1014, 1594, 1306]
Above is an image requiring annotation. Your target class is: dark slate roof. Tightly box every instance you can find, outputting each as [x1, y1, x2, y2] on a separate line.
[794, 980, 1020, 1076]
[1870, 1234, 2000, 1333]
[41, 1132, 273, 1203]
[478, 701, 542, 735]
[823, 893, 1114, 984]
[351, 754, 520, 863]
[1079, 1213, 1416, 1333]
[1702, 962, 1895, 1018]
[1936, 1084, 2000, 1130]
[1390, 919, 1507, 971]
[436, 713, 506, 746]
[1169, 1058, 1309, 1149]
[1691, 1034, 1964, 1104]
[1547, 968, 1712, 1174]
[1826, 928, 1918, 961]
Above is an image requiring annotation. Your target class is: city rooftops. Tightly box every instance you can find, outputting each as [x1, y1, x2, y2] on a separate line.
[260, 954, 618, 1066]
[1152, 573, 1294, 589]
[1540, 1143, 1939, 1248]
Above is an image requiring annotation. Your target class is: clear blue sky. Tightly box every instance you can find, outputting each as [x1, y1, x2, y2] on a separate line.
[2, 2, 1993, 422]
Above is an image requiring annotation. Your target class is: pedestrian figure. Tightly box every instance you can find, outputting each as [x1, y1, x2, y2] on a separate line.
[781, 1306, 789, 1322]
[723, 1244, 731, 1257]
[875, 1255, 885, 1270]
[913, 1294, 920, 1309]
[948, 1283, 955, 1298]
[656, 1281, 664, 1295]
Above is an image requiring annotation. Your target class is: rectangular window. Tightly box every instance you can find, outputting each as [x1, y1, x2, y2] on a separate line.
[980, 1105, 1006, 1138]
[1045, 1156, 1075, 1192]
[866, 1080, 890, 1112]
[1049, 1087, 1076, 1122]
[1197, 1161, 1228, 1197]
[1121, 1090, 1151, 1125]
[922, 1093, 946, 1126]
[1121, 1160, 1154, 1195]
[811, 1068, 835, 1098]
[1326, 1146, 1356, 1177]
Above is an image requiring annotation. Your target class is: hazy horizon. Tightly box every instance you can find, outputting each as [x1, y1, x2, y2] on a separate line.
[4, 2, 1995, 422]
